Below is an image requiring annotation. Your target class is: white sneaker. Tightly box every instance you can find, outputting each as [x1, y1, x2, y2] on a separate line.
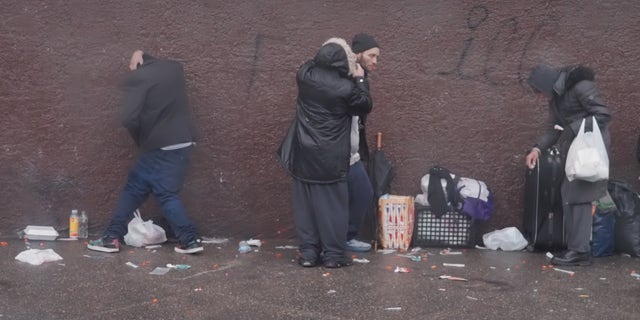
[346, 239, 372, 252]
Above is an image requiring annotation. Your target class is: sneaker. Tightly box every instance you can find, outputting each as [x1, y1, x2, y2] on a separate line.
[87, 237, 120, 253]
[345, 239, 372, 252]
[175, 240, 204, 254]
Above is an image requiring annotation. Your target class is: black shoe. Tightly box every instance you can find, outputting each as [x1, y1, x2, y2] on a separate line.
[550, 250, 591, 266]
[323, 258, 353, 269]
[298, 257, 319, 268]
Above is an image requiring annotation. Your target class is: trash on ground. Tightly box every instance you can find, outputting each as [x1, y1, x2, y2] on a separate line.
[327, 290, 336, 294]
[466, 296, 479, 300]
[545, 252, 554, 259]
[246, 239, 262, 247]
[579, 295, 589, 298]
[411, 247, 422, 252]
[440, 248, 463, 255]
[275, 245, 298, 250]
[150, 267, 171, 275]
[200, 237, 229, 244]
[145, 244, 162, 249]
[482, 227, 528, 251]
[15, 248, 63, 265]
[238, 241, 251, 253]
[353, 258, 370, 264]
[394, 266, 411, 273]
[125, 261, 139, 268]
[384, 307, 402, 311]
[193, 287, 203, 292]
[442, 263, 465, 268]
[166, 263, 191, 270]
[22, 226, 59, 241]
[322, 272, 331, 277]
[553, 267, 575, 276]
[0, 241, 8, 247]
[630, 271, 640, 279]
[56, 238, 78, 241]
[377, 249, 395, 254]
[439, 275, 468, 281]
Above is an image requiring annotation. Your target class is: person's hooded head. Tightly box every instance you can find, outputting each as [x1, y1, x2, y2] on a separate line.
[527, 64, 560, 98]
[313, 37, 357, 77]
[351, 33, 380, 72]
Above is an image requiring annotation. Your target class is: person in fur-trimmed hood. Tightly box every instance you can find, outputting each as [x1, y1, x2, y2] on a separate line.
[278, 37, 372, 268]
[525, 64, 612, 266]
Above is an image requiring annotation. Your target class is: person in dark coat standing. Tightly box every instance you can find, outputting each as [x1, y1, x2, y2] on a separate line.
[344, 33, 380, 252]
[278, 38, 372, 268]
[88, 50, 202, 254]
[525, 64, 612, 266]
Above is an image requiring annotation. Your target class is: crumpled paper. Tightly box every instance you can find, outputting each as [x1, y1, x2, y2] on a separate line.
[15, 249, 63, 265]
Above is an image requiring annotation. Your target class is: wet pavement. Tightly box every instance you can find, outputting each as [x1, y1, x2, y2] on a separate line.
[1, 237, 639, 320]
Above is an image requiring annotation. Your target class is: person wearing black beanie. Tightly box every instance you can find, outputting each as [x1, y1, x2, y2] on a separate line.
[344, 33, 381, 253]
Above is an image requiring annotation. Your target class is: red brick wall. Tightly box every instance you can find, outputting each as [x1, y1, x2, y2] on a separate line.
[1, 1, 638, 239]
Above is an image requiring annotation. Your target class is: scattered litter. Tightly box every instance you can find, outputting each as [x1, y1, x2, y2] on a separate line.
[394, 266, 411, 273]
[15, 249, 63, 265]
[489, 266, 496, 269]
[545, 252, 554, 259]
[145, 245, 162, 249]
[194, 288, 203, 292]
[327, 290, 336, 294]
[22, 226, 59, 241]
[438, 288, 446, 291]
[579, 295, 589, 298]
[200, 237, 229, 244]
[246, 239, 262, 247]
[410, 256, 422, 262]
[149, 267, 171, 275]
[152, 298, 158, 303]
[553, 267, 575, 276]
[442, 263, 465, 268]
[83, 254, 113, 260]
[56, 238, 79, 241]
[275, 245, 298, 250]
[599, 278, 607, 281]
[353, 258, 370, 264]
[384, 307, 402, 311]
[166, 264, 191, 270]
[475, 245, 489, 250]
[440, 248, 462, 255]
[322, 272, 331, 277]
[466, 296, 479, 300]
[439, 275, 468, 281]
[411, 247, 422, 252]
[377, 249, 395, 254]
[0, 241, 8, 247]
[630, 272, 640, 279]
[125, 262, 139, 269]
[238, 241, 251, 253]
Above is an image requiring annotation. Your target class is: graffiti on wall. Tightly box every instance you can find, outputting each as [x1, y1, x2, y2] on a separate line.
[438, 5, 550, 88]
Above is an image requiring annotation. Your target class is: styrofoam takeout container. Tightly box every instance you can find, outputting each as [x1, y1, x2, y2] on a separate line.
[24, 225, 59, 241]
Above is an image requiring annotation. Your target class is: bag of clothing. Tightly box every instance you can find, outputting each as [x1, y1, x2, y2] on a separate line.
[565, 116, 609, 182]
[458, 177, 495, 221]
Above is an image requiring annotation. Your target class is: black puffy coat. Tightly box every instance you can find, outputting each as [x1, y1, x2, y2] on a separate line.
[534, 66, 612, 204]
[278, 41, 372, 183]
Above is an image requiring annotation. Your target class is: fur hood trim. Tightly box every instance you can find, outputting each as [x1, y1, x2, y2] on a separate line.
[322, 37, 357, 76]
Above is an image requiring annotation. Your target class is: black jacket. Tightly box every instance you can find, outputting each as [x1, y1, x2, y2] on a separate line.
[121, 54, 197, 151]
[534, 66, 612, 204]
[278, 42, 372, 183]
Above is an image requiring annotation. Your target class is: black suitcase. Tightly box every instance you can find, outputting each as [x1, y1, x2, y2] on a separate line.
[523, 146, 567, 251]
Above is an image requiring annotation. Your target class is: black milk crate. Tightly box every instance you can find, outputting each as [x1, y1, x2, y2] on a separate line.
[412, 205, 480, 248]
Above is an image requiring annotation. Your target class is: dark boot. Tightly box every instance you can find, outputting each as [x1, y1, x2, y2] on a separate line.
[550, 250, 591, 266]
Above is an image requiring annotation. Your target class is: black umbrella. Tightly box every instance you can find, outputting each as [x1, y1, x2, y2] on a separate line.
[369, 132, 393, 250]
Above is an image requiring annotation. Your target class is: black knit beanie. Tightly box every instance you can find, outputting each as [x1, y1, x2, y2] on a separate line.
[351, 33, 379, 53]
[527, 64, 560, 96]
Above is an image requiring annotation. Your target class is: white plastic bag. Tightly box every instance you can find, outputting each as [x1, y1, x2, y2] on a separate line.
[15, 249, 63, 265]
[482, 227, 528, 251]
[565, 116, 609, 182]
[123, 210, 167, 247]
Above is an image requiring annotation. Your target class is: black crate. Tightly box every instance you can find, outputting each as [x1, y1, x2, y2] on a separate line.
[412, 205, 479, 247]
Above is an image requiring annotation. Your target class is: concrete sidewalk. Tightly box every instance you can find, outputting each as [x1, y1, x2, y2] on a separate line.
[1, 237, 639, 319]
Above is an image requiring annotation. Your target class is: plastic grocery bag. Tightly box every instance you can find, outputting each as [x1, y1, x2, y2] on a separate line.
[565, 116, 609, 182]
[482, 227, 528, 251]
[124, 210, 167, 247]
[15, 249, 63, 265]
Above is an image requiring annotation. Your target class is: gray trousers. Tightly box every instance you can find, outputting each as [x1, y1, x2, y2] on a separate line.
[292, 179, 348, 262]
[563, 202, 593, 253]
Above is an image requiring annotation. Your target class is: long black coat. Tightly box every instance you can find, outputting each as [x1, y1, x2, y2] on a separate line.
[278, 41, 372, 183]
[535, 66, 612, 204]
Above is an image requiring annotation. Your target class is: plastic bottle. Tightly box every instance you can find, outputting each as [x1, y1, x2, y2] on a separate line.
[79, 211, 89, 239]
[238, 241, 251, 253]
[69, 209, 79, 239]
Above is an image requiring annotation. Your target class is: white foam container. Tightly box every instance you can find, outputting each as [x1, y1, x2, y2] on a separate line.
[24, 225, 59, 241]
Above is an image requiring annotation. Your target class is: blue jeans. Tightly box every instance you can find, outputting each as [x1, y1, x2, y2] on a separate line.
[104, 146, 198, 245]
[347, 161, 374, 240]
